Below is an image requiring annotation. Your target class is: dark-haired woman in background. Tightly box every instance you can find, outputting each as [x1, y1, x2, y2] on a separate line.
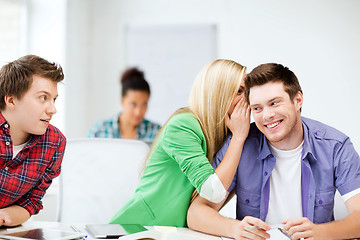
[88, 67, 161, 145]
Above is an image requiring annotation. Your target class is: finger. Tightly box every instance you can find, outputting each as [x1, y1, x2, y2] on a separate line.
[288, 221, 313, 236]
[243, 216, 271, 231]
[242, 228, 269, 240]
[247, 228, 271, 239]
[232, 98, 245, 115]
[290, 229, 313, 240]
[283, 218, 305, 231]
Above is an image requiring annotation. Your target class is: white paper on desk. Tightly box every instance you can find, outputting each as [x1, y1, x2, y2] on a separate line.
[118, 229, 162, 239]
[221, 228, 289, 240]
[119, 227, 219, 240]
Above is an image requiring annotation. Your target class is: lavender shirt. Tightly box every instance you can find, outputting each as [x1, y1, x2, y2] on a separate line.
[213, 117, 360, 223]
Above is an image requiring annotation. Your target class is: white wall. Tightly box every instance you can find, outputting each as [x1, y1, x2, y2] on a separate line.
[64, 0, 360, 153]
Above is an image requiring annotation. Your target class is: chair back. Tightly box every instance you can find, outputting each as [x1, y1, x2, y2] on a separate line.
[56, 138, 149, 223]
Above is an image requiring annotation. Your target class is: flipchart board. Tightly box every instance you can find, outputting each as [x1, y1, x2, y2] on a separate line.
[126, 23, 217, 125]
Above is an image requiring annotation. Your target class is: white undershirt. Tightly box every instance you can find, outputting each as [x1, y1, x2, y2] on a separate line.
[12, 141, 28, 159]
[265, 141, 304, 225]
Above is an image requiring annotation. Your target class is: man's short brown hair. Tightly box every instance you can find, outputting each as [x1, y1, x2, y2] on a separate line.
[0, 55, 64, 110]
[244, 63, 302, 104]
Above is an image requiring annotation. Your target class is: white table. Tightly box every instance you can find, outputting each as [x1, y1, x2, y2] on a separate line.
[0, 221, 222, 240]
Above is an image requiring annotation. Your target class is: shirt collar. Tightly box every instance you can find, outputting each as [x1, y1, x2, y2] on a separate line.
[0, 112, 7, 127]
[301, 117, 317, 161]
[257, 117, 316, 161]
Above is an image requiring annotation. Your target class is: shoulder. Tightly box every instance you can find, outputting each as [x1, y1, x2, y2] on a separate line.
[166, 112, 200, 130]
[302, 117, 348, 143]
[142, 118, 161, 130]
[92, 117, 116, 128]
[41, 124, 66, 148]
[88, 115, 118, 137]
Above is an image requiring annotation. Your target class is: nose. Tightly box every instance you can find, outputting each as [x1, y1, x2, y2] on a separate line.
[262, 107, 275, 121]
[46, 101, 57, 116]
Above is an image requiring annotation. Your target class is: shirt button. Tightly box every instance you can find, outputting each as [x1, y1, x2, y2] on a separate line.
[264, 171, 268, 176]
[269, 154, 274, 158]
[5, 141, 10, 146]
[4, 124, 9, 128]
[245, 199, 250, 204]
[319, 200, 323, 204]
[4, 166, 9, 171]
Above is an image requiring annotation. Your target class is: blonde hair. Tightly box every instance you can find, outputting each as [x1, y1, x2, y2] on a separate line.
[188, 59, 246, 164]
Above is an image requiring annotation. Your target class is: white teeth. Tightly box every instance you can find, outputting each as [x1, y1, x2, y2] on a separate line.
[267, 121, 280, 128]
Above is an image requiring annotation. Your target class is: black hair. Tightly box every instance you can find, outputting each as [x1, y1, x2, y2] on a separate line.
[120, 67, 150, 97]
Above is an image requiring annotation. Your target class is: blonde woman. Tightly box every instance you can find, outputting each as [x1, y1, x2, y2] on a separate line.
[110, 59, 250, 227]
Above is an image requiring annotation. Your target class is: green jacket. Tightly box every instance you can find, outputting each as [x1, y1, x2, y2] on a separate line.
[109, 112, 214, 227]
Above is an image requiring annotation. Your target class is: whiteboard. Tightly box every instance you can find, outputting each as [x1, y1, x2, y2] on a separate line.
[125, 23, 217, 125]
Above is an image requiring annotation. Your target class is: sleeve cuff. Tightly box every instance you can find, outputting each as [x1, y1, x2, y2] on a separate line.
[199, 173, 227, 203]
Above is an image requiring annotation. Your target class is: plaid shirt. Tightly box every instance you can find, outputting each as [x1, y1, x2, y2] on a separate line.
[0, 113, 66, 215]
[87, 112, 161, 145]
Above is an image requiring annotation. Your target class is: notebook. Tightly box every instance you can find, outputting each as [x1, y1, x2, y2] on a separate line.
[85, 224, 147, 239]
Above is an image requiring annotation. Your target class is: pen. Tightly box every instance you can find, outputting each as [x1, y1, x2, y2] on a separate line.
[278, 228, 292, 240]
[71, 225, 87, 239]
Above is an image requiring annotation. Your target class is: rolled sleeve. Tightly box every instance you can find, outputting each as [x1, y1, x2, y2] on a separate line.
[161, 114, 214, 193]
[334, 137, 360, 196]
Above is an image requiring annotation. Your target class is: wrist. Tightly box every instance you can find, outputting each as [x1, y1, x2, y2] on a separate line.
[231, 134, 247, 143]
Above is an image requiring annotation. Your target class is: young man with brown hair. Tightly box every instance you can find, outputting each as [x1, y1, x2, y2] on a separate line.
[188, 63, 360, 240]
[0, 55, 66, 226]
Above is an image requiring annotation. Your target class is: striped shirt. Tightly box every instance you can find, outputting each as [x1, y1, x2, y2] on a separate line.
[0, 113, 66, 215]
[87, 113, 161, 146]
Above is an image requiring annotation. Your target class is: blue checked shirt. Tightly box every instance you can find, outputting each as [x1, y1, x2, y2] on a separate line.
[87, 113, 161, 146]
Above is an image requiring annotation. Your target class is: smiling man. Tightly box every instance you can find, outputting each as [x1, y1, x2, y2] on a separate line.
[0, 55, 66, 226]
[187, 63, 360, 240]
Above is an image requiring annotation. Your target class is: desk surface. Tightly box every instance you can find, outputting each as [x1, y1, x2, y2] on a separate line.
[0, 221, 222, 240]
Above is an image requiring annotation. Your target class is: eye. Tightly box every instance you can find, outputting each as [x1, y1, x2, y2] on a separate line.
[252, 107, 261, 112]
[271, 101, 278, 106]
[237, 87, 244, 95]
[40, 96, 46, 101]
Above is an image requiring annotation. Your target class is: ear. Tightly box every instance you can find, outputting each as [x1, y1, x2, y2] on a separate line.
[293, 91, 303, 112]
[4, 95, 16, 109]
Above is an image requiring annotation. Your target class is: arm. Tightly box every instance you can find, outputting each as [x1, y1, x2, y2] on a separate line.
[187, 195, 271, 240]
[214, 98, 250, 191]
[283, 193, 360, 240]
[0, 205, 30, 227]
[15, 136, 66, 216]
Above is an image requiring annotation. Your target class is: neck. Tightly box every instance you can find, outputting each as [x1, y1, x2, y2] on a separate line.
[270, 116, 304, 151]
[1, 111, 30, 146]
[119, 114, 137, 130]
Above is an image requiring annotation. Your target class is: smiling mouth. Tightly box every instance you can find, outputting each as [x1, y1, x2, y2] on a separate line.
[41, 119, 50, 123]
[265, 120, 282, 129]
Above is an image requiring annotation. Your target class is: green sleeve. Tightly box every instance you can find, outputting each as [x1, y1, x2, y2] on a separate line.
[161, 113, 214, 192]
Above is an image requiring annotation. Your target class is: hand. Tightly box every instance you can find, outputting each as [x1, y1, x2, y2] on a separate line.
[232, 216, 271, 240]
[0, 209, 13, 227]
[226, 98, 250, 141]
[283, 217, 320, 240]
